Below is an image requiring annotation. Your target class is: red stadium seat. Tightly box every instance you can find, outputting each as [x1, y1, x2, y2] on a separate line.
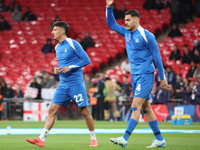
[181, 64, 191, 71]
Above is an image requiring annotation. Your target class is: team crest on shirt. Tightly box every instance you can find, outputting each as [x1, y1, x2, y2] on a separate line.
[127, 36, 130, 42]
[136, 38, 139, 43]
[65, 48, 67, 52]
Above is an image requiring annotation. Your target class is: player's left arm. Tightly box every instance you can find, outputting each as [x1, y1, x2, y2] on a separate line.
[69, 41, 91, 71]
[147, 32, 170, 90]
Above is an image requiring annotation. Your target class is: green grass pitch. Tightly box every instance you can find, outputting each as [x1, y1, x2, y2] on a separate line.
[0, 121, 200, 150]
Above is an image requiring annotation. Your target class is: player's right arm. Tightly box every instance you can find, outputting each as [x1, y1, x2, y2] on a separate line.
[146, 32, 170, 91]
[106, 0, 126, 36]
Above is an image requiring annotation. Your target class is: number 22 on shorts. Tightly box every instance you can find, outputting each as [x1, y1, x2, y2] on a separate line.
[74, 94, 84, 106]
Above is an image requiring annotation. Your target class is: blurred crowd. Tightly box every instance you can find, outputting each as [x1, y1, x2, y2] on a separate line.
[144, 0, 200, 24]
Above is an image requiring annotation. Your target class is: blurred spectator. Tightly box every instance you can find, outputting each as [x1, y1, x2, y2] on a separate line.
[182, 44, 192, 64]
[22, 7, 36, 21]
[42, 38, 53, 54]
[182, 82, 193, 104]
[122, 75, 132, 96]
[194, 75, 200, 104]
[169, 45, 181, 60]
[34, 71, 43, 85]
[52, 68, 59, 82]
[0, 77, 6, 94]
[0, 1, 7, 12]
[7, 0, 21, 12]
[121, 58, 131, 73]
[164, 0, 171, 9]
[187, 61, 197, 78]
[0, 94, 2, 120]
[168, 24, 182, 38]
[89, 83, 97, 119]
[151, 84, 168, 104]
[155, 0, 164, 13]
[143, 0, 156, 10]
[11, 6, 22, 21]
[183, 77, 190, 90]
[77, 37, 84, 48]
[194, 0, 200, 17]
[193, 62, 200, 78]
[67, 25, 77, 39]
[192, 40, 200, 55]
[114, 75, 123, 87]
[193, 49, 200, 64]
[50, 81, 59, 89]
[166, 66, 176, 86]
[41, 72, 56, 88]
[104, 77, 121, 121]
[30, 77, 41, 99]
[2, 83, 14, 98]
[41, 69, 47, 79]
[81, 31, 94, 51]
[93, 73, 106, 120]
[170, 0, 181, 25]
[84, 73, 93, 103]
[182, 80, 200, 105]
[0, 16, 11, 31]
[112, 3, 120, 19]
[173, 74, 184, 99]
[119, 3, 127, 19]
[14, 84, 23, 98]
[49, 15, 61, 29]
[181, 0, 193, 23]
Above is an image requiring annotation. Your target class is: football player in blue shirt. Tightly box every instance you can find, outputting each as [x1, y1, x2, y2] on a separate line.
[106, 0, 170, 148]
[26, 21, 98, 147]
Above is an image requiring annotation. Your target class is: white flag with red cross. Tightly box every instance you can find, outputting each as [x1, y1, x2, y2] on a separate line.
[23, 101, 51, 121]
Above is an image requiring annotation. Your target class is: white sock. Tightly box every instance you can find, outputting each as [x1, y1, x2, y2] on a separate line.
[90, 130, 97, 141]
[39, 128, 50, 141]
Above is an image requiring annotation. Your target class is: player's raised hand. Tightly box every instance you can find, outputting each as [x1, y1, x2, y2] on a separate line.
[160, 79, 170, 91]
[54, 67, 60, 74]
[59, 66, 70, 73]
[106, 0, 114, 7]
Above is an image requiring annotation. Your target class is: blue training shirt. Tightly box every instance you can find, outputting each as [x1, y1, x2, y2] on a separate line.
[106, 6, 165, 80]
[55, 38, 91, 85]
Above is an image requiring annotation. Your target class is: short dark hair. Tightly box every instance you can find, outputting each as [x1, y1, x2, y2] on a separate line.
[183, 44, 188, 48]
[52, 21, 70, 35]
[125, 9, 140, 19]
[123, 75, 128, 79]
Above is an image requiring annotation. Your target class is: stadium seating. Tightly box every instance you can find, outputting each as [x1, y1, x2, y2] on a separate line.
[0, 0, 172, 91]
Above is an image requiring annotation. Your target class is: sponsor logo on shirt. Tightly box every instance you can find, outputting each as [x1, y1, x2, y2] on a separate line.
[136, 38, 139, 43]
[65, 48, 67, 52]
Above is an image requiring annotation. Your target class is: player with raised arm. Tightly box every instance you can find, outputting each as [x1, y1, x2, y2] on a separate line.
[26, 21, 98, 147]
[106, 0, 170, 148]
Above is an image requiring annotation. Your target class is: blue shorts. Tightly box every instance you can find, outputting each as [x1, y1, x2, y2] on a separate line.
[131, 73, 154, 100]
[51, 82, 89, 107]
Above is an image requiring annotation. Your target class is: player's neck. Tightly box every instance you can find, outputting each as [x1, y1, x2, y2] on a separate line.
[58, 35, 67, 44]
[131, 24, 139, 32]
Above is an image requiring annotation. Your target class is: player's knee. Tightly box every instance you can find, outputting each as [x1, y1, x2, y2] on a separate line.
[80, 107, 90, 117]
[142, 105, 151, 114]
[48, 108, 57, 116]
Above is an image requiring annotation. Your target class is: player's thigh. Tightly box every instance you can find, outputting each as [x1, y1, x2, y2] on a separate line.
[68, 83, 89, 108]
[142, 99, 151, 111]
[134, 73, 154, 99]
[131, 97, 146, 109]
[48, 103, 62, 115]
[51, 85, 71, 107]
